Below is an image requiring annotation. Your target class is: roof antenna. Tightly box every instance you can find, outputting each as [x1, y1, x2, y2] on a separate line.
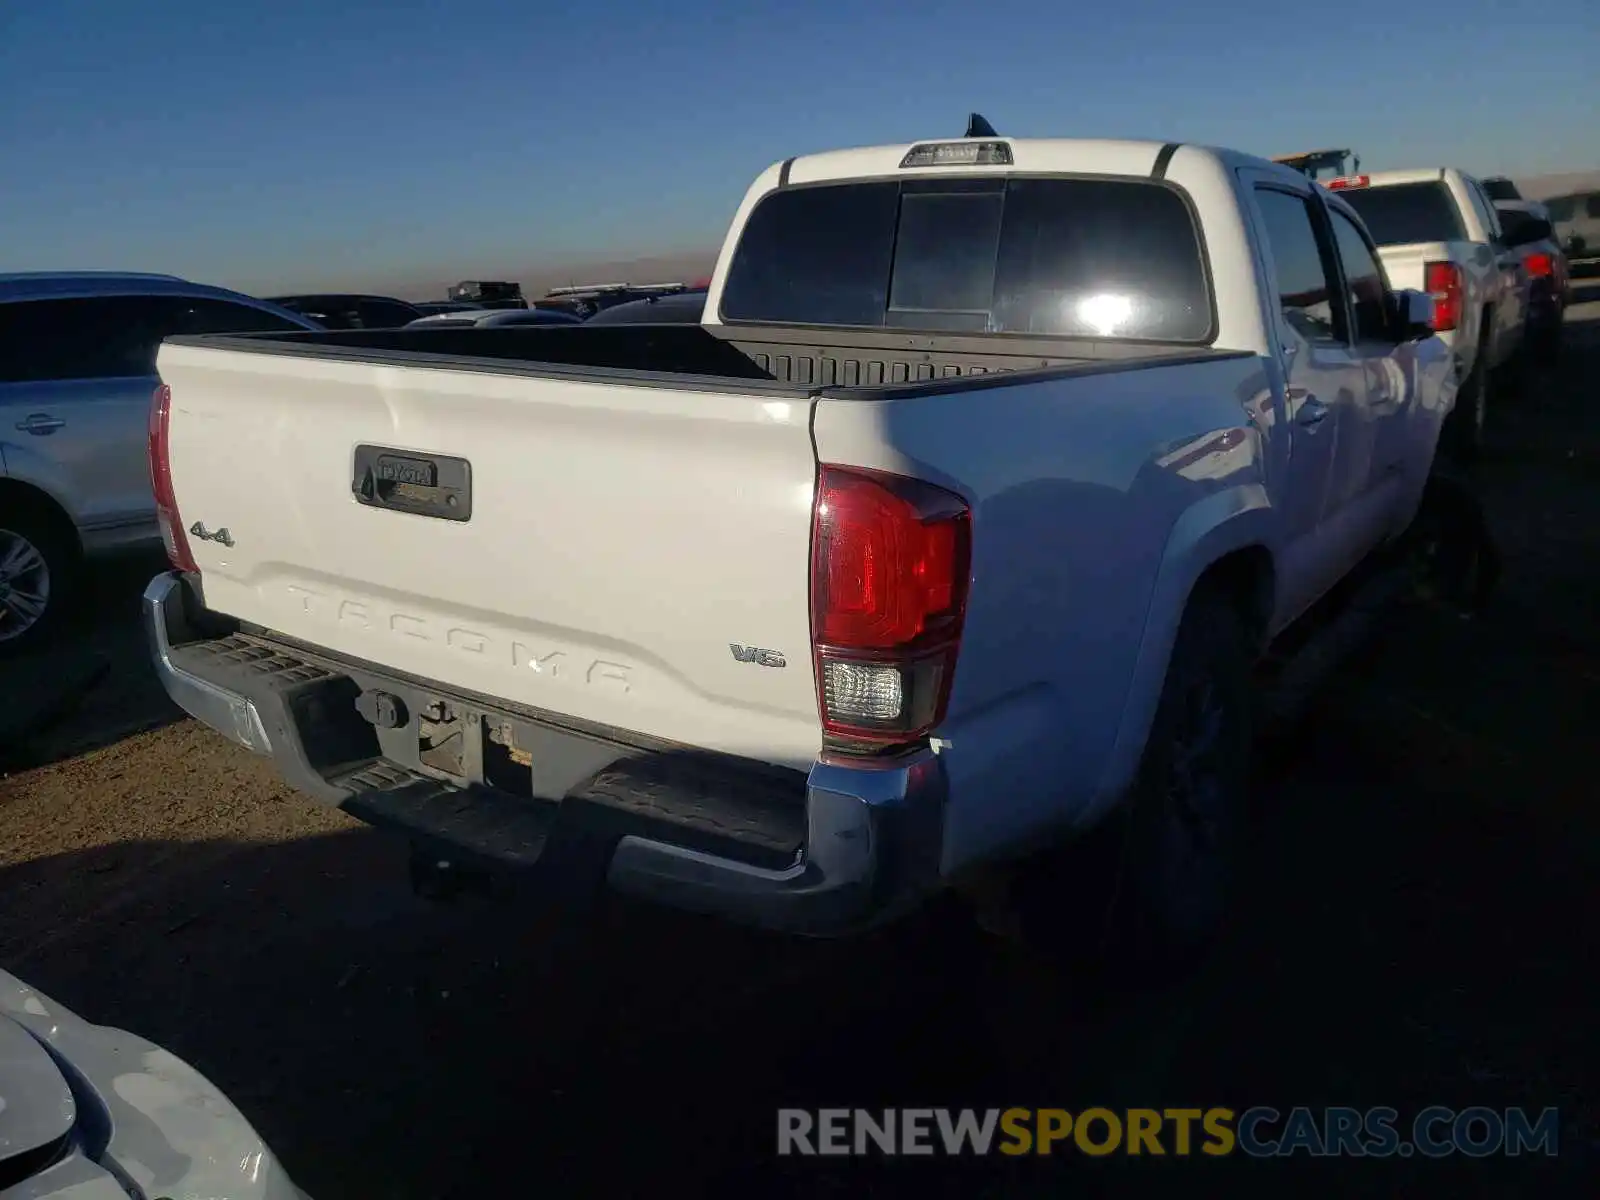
[965, 112, 998, 138]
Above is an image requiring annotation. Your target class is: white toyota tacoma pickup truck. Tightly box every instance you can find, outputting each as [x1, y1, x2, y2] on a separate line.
[143, 132, 1455, 965]
[1327, 168, 1536, 460]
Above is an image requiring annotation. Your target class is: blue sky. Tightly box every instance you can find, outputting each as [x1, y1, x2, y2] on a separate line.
[2, 0, 1595, 294]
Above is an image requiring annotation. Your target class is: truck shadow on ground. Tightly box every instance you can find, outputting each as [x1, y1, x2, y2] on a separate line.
[0, 549, 180, 770]
[3, 561, 1595, 1198]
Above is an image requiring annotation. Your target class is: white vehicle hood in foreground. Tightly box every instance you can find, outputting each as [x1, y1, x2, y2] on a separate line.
[0, 970, 306, 1200]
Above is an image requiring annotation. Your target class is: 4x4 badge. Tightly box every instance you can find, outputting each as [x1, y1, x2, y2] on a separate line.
[189, 522, 235, 548]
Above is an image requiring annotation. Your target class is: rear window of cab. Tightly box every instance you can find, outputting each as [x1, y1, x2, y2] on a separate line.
[719, 177, 1213, 342]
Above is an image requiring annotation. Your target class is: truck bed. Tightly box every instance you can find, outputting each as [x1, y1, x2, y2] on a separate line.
[167, 322, 1243, 397]
[152, 322, 1254, 771]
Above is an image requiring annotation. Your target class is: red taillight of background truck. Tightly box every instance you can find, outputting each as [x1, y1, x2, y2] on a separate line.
[1424, 261, 1464, 332]
[147, 383, 198, 573]
[810, 465, 971, 751]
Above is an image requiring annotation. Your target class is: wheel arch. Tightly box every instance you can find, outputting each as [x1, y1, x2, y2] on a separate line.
[1191, 544, 1276, 651]
[1090, 486, 1278, 816]
[0, 477, 83, 558]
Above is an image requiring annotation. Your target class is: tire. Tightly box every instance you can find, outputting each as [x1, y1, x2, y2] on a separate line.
[1401, 469, 1501, 616]
[1532, 312, 1563, 363]
[1441, 343, 1490, 465]
[0, 509, 76, 658]
[1010, 587, 1254, 984]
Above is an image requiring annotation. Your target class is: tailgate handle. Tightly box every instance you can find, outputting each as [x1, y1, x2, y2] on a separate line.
[352, 445, 473, 522]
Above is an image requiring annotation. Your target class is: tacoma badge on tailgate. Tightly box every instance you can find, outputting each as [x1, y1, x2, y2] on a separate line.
[352, 444, 473, 522]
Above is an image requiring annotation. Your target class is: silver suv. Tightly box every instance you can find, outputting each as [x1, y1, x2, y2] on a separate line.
[0, 272, 319, 653]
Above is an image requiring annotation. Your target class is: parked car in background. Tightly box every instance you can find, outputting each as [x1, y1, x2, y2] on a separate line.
[446, 280, 527, 309]
[146, 133, 1455, 973]
[1494, 199, 1569, 357]
[534, 281, 696, 319]
[1544, 190, 1600, 266]
[1480, 175, 1522, 202]
[404, 308, 584, 329]
[410, 300, 483, 317]
[582, 289, 707, 324]
[0, 968, 308, 1198]
[268, 293, 423, 329]
[1328, 168, 1535, 459]
[0, 271, 319, 654]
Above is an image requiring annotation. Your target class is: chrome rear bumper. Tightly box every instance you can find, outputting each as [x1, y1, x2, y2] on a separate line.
[143, 571, 946, 935]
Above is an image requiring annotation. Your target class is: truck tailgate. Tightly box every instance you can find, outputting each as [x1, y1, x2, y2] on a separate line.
[1372, 241, 1452, 294]
[156, 343, 825, 768]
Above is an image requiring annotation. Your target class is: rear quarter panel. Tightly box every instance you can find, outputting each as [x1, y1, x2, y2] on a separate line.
[813, 353, 1281, 875]
[0, 424, 81, 520]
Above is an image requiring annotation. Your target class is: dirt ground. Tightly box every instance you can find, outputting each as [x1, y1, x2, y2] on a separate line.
[3, 296, 1598, 1198]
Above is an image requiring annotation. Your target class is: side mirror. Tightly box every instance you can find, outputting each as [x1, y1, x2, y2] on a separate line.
[1391, 289, 1434, 341]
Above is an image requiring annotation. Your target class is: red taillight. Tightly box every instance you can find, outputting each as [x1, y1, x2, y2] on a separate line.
[810, 465, 971, 749]
[1525, 252, 1554, 278]
[1423, 261, 1463, 332]
[1326, 175, 1370, 190]
[147, 383, 198, 573]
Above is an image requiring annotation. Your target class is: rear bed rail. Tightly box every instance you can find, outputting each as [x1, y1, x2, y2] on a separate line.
[161, 322, 1247, 399]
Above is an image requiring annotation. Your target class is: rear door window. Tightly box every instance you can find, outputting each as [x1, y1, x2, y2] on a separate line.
[1337, 182, 1467, 246]
[0, 296, 168, 382]
[1252, 187, 1344, 344]
[166, 297, 309, 334]
[1328, 209, 1394, 344]
[282, 299, 363, 329]
[720, 176, 1212, 341]
[355, 300, 421, 328]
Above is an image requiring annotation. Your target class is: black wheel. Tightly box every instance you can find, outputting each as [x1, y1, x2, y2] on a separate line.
[1442, 346, 1489, 464]
[1009, 588, 1254, 984]
[1532, 312, 1563, 363]
[1401, 470, 1501, 615]
[0, 509, 76, 658]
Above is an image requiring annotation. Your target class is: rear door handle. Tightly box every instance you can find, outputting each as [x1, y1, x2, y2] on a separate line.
[15, 413, 66, 435]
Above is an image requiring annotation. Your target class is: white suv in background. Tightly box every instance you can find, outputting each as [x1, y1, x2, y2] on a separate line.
[0, 272, 319, 654]
[1327, 168, 1535, 460]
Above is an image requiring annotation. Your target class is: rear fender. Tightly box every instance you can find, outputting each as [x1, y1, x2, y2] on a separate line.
[0, 439, 82, 524]
[1090, 483, 1277, 818]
